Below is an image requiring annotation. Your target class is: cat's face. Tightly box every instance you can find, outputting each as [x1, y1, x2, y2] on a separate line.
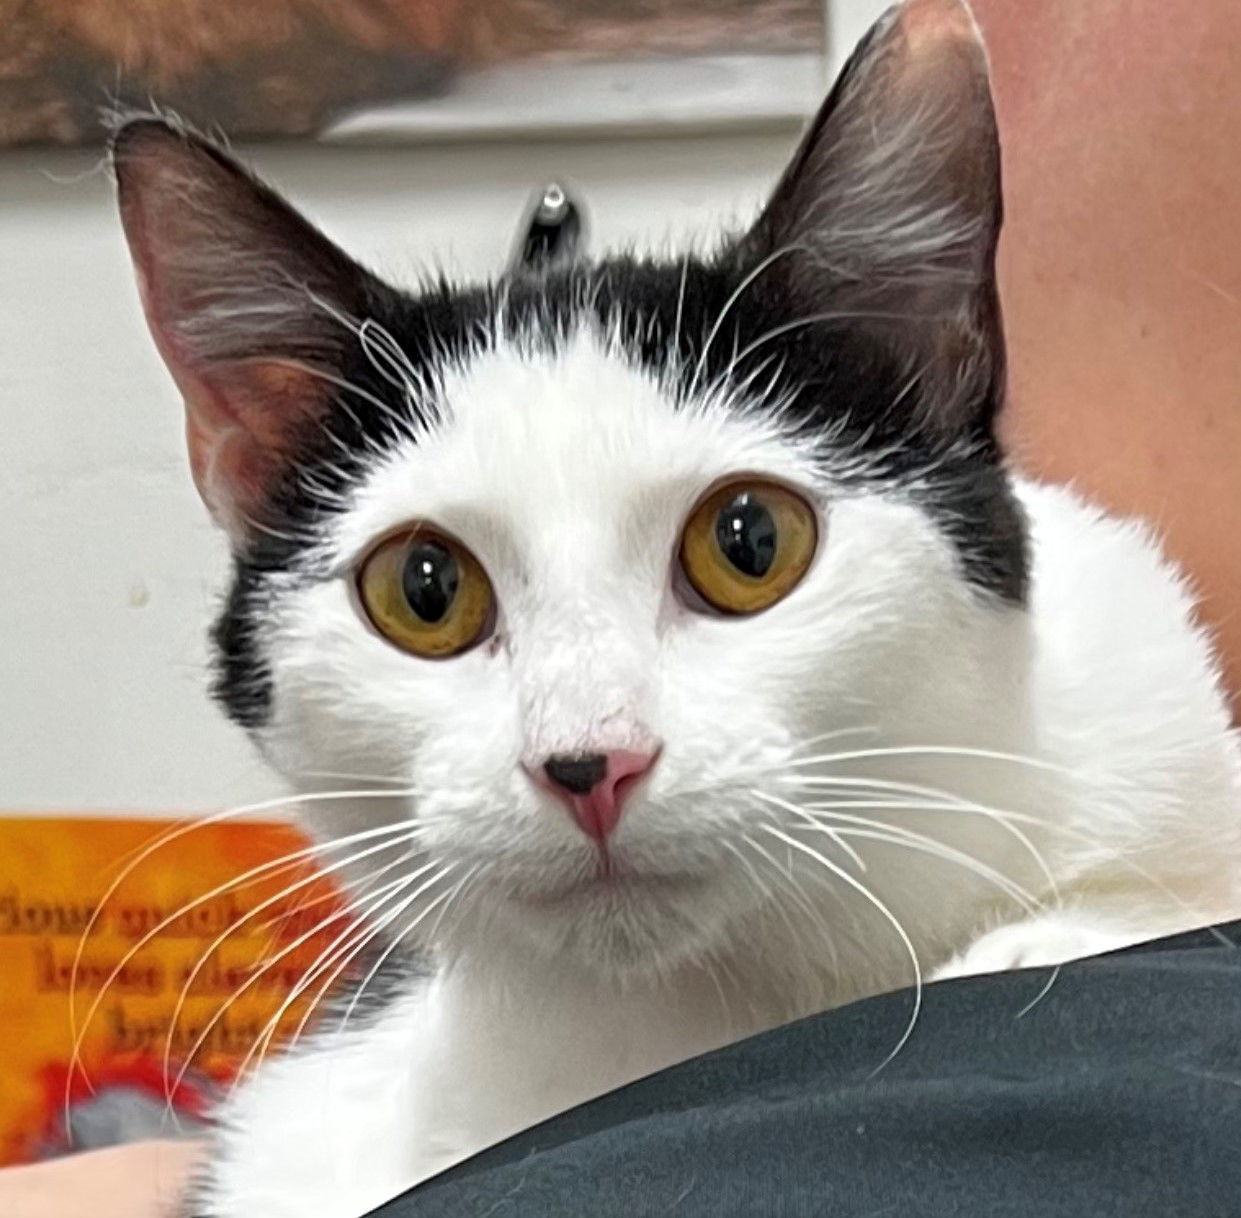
[115, 0, 1028, 976]
[249, 325, 1005, 971]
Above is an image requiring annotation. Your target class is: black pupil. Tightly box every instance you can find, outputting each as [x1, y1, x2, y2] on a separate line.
[401, 541, 459, 623]
[715, 493, 777, 578]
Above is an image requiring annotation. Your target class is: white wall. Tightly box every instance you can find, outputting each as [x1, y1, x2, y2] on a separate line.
[0, 131, 801, 814]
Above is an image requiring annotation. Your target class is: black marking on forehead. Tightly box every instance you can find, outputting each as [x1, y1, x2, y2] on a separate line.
[211, 254, 1027, 729]
[576, 252, 1028, 604]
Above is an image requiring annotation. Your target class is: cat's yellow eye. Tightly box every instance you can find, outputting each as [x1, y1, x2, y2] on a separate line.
[356, 527, 494, 658]
[678, 479, 818, 615]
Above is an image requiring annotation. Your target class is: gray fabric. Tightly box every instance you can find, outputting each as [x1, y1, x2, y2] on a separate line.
[374, 923, 1241, 1217]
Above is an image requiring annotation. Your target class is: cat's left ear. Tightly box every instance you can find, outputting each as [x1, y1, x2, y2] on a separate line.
[113, 118, 376, 545]
[738, 0, 1003, 435]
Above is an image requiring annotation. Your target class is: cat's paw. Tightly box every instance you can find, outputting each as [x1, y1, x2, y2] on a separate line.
[932, 913, 1140, 981]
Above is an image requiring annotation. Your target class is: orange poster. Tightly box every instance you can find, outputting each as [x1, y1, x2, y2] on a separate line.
[0, 816, 349, 1166]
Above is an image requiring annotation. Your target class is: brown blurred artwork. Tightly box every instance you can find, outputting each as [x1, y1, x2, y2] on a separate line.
[0, 0, 821, 146]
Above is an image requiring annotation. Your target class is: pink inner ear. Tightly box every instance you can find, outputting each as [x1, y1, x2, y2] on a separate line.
[127, 230, 331, 537]
[115, 121, 360, 542]
[133, 262, 328, 535]
[180, 358, 331, 538]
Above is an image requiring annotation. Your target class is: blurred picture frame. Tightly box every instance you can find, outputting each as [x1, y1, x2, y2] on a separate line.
[0, 0, 846, 148]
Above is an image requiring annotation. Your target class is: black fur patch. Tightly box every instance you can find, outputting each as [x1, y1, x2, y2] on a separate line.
[212, 559, 275, 729]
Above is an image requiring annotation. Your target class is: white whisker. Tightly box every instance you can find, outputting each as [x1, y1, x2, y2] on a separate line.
[783, 771, 1060, 903]
[810, 815, 1041, 915]
[757, 822, 923, 1073]
[67, 794, 417, 1123]
[1014, 965, 1061, 1019]
[685, 244, 800, 404]
[730, 833, 842, 979]
[752, 790, 868, 872]
[783, 743, 1081, 780]
[172, 860, 441, 1103]
[333, 863, 480, 1043]
[160, 834, 417, 1101]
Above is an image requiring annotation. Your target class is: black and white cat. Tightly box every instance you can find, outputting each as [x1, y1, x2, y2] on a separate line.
[112, 1, 1240, 1214]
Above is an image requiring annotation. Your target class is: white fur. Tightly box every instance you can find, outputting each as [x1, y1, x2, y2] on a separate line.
[199, 330, 1240, 1217]
[932, 911, 1142, 980]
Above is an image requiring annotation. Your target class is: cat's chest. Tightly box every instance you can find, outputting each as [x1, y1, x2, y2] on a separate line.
[205, 968, 739, 1217]
[410, 968, 736, 1145]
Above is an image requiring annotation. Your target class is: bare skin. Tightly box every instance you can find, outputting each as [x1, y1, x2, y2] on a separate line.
[0, 1139, 201, 1218]
[3, 3, 1238, 1214]
[977, 0, 1241, 717]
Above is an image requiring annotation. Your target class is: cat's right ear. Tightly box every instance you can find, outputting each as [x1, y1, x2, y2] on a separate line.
[112, 119, 372, 544]
[736, 0, 1004, 438]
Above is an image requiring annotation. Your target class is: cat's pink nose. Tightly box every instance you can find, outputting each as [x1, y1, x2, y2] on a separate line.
[537, 748, 659, 841]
